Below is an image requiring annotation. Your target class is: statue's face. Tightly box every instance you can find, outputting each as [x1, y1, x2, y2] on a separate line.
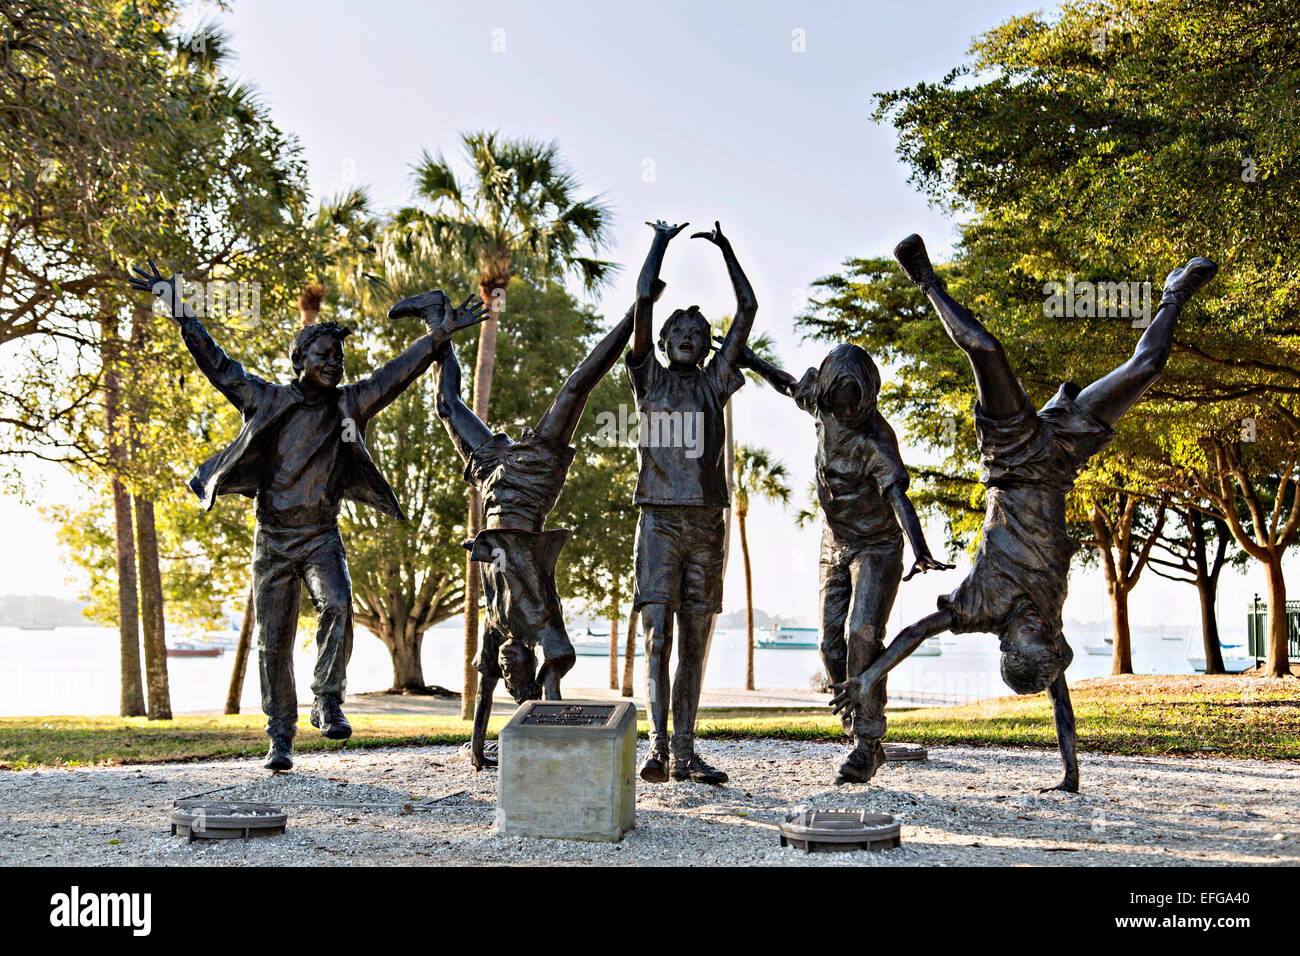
[825, 378, 873, 425]
[664, 316, 709, 367]
[999, 606, 1063, 694]
[300, 336, 344, 390]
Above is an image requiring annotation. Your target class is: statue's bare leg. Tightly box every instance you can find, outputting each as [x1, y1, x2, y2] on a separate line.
[894, 234, 1023, 418]
[433, 341, 493, 461]
[669, 612, 727, 784]
[470, 673, 498, 770]
[639, 603, 674, 782]
[1074, 257, 1218, 427]
[534, 315, 634, 447]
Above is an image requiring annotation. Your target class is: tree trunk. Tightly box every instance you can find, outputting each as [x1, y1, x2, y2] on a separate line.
[224, 587, 254, 714]
[1108, 578, 1133, 676]
[1196, 578, 1226, 675]
[391, 622, 426, 691]
[461, 527, 481, 718]
[1189, 516, 1226, 675]
[103, 312, 144, 717]
[298, 281, 324, 327]
[739, 509, 755, 691]
[1264, 554, 1291, 677]
[132, 494, 172, 719]
[608, 597, 619, 690]
[111, 479, 144, 716]
[125, 309, 171, 719]
[461, 276, 505, 719]
[621, 608, 639, 698]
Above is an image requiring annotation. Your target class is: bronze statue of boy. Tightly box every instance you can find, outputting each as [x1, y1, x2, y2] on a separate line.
[627, 219, 758, 785]
[741, 342, 951, 783]
[130, 260, 486, 770]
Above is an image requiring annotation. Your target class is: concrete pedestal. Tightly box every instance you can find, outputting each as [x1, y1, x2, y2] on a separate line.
[495, 699, 637, 842]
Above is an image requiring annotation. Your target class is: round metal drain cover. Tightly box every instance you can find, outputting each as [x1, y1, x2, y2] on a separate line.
[780, 810, 900, 853]
[171, 801, 287, 842]
[883, 742, 928, 762]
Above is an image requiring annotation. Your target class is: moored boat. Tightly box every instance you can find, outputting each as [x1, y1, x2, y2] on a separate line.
[757, 626, 818, 649]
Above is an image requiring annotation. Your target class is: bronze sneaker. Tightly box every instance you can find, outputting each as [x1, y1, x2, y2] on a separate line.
[834, 738, 886, 785]
[670, 753, 729, 785]
[893, 233, 940, 291]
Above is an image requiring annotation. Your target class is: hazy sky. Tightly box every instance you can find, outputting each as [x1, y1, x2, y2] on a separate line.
[3, 0, 1289, 640]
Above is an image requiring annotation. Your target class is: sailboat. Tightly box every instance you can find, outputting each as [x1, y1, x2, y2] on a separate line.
[1185, 631, 1256, 674]
[572, 627, 642, 657]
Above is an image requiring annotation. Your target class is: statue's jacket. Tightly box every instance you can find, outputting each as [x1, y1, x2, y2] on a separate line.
[179, 316, 438, 522]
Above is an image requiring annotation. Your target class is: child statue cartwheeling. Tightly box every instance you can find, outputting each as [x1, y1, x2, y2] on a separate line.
[421, 284, 660, 770]
[627, 219, 758, 786]
[740, 342, 952, 784]
[830, 235, 1218, 792]
[129, 261, 487, 771]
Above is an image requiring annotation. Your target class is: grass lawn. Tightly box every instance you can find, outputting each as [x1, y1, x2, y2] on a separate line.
[1, 674, 1296, 769]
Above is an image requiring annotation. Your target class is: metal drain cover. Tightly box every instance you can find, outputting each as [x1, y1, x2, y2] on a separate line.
[883, 742, 928, 762]
[171, 801, 287, 842]
[779, 810, 900, 853]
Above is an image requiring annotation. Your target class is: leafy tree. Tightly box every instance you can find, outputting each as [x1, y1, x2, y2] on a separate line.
[1146, 506, 1242, 674]
[4, 2, 312, 715]
[803, 0, 1300, 675]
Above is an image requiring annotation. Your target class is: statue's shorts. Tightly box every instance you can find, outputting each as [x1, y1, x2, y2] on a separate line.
[468, 527, 574, 700]
[632, 505, 726, 615]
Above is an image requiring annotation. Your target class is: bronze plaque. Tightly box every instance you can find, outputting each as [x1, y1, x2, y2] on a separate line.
[520, 703, 617, 727]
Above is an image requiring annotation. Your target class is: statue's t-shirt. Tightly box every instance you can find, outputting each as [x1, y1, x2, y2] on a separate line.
[792, 369, 908, 552]
[941, 382, 1115, 637]
[625, 350, 743, 508]
[465, 427, 576, 532]
[256, 392, 347, 527]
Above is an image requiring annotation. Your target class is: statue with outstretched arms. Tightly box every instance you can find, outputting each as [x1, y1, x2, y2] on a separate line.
[129, 260, 486, 771]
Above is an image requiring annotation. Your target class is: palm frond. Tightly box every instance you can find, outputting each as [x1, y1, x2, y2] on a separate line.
[735, 443, 793, 508]
[173, 20, 230, 73]
[567, 256, 620, 292]
[413, 149, 464, 207]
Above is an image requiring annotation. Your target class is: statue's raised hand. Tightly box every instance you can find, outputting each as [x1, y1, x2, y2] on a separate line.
[127, 258, 189, 321]
[645, 219, 689, 241]
[691, 220, 728, 247]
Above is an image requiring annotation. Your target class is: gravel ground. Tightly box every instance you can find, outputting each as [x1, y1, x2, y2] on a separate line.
[2, 741, 1297, 866]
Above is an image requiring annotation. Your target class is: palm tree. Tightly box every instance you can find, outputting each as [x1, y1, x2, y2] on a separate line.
[733, 444, 792, 690]
[696, 319, 779, 687]
[297, 187, 377, 326]
[384, 132, 616, 718]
